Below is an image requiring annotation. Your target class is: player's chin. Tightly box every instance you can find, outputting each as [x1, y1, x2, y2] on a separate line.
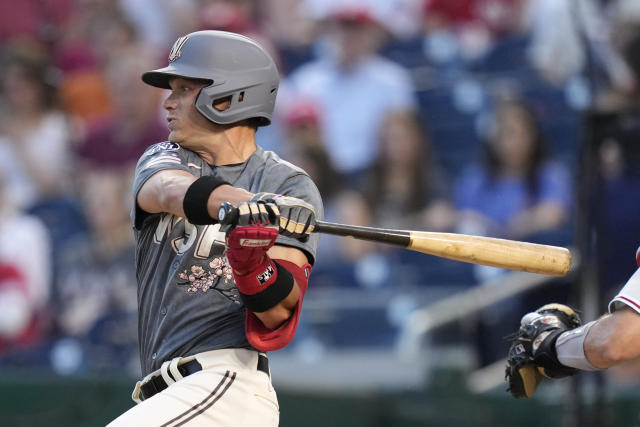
[167, 131, 182, 144]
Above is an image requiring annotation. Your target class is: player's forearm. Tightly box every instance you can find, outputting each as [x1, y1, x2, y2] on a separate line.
[583, 308, 640, 368]
[158, 174, 195, 217]
[138, 170, 253, 219]
[205, 184, 253, 220]
[253, 281, 300, 330]
[249, 247, 309, 329]
[138, 170, 195, 216]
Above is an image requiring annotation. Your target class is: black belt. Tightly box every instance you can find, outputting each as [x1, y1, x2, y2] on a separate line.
[140, 353, 269, 401]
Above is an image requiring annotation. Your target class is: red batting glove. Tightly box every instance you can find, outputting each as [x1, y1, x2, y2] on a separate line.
[226, 225, 278, 276]
[224, 201, 281, 301]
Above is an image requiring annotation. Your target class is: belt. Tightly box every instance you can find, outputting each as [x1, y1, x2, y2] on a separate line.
[139, 353, 269, 401]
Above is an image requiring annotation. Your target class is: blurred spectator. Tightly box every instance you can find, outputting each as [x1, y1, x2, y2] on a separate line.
[195, 0, 279, 62]
[54, 3, 117, 123]
[363, 110, 454, 231]
[0, 263, 40, 353]
[73, 50, 166, 169]
[56, 44, 114, 123]
[263, 0, 319, 74]
[55, 2, 167, 126]
[454, 96, 572, 278]
[313, 190, 389, 289]
[0, 169, 52, 357]
[302, 0, 424, 41]
[0, 41, 88, 284]
[0, 42, 75, 211]
[0, 0, 74, 44]
[280, 98, 384, 288]
[117, 0, 174, 52]
[285, 4, 417, 187]
[197, 0, 257, 34]
[92, 8, 157, 66]
[280, 99, 342, 201]
[525, 0, 636, 98]
[368, 0, 425, 40]
[53, 166, 138, 374]
[451, 97, 573, 367]
[421, 0, 527, 64]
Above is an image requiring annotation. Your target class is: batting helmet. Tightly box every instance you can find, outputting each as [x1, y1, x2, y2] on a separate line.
[141, 30, 279, 126]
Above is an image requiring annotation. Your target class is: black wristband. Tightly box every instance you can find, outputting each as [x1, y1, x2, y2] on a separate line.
[239, 261, 294, 313]
[183, 176, 230, 225]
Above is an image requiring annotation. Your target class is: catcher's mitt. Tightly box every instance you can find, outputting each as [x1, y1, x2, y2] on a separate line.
[505, 303, 581, 398]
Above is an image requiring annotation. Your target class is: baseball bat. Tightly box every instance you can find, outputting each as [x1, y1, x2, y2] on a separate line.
[218, 204, 572, 276]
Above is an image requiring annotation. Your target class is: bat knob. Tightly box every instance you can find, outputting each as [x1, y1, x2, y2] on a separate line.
[218, 202, 237, 225]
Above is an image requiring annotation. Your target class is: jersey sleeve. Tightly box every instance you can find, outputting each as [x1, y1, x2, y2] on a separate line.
[609, 268, 640, 314]
[131, 142, 192, 229]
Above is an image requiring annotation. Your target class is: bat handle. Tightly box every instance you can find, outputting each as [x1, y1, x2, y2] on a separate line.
[218, 202, 238, 226]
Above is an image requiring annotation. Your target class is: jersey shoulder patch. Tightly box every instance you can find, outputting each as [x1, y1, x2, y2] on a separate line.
[138, 142, 185, 172]
[146, 142, 180, 156]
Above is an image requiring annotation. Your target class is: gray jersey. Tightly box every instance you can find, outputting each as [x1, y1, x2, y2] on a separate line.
[131, 142, 323, 375]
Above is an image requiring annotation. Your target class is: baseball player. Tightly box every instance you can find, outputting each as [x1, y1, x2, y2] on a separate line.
[506, 247, 640, 398]
[107, 30, 322, 426]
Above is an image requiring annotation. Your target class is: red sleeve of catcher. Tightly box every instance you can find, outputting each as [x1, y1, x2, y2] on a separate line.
[244, 259, 311, 351]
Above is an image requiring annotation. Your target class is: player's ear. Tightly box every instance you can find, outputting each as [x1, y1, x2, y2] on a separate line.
[213, 96, 232, 112]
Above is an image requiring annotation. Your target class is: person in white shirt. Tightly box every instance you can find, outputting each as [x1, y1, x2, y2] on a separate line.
[285, 4, 417, 186]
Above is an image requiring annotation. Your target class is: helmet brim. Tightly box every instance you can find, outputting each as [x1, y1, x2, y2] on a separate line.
[141, 65, 214, 89]
[141, 66, 176, 89]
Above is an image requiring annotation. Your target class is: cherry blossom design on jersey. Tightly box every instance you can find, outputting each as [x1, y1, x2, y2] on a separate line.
[177, 256, 239, 302]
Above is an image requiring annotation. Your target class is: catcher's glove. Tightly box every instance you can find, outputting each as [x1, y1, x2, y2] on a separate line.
[505, 303, 582, 398]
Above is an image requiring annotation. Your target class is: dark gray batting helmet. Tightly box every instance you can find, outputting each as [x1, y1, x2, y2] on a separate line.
[142, 30, 279, 126]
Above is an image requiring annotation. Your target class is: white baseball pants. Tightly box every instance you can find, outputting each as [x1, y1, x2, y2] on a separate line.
[107, 348, 279, 426]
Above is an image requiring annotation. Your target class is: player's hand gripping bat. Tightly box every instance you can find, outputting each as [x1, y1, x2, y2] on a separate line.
[218, 203, 572, 276]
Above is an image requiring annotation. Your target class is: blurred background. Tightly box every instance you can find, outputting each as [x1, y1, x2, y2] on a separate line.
[1, 0, 640, 425]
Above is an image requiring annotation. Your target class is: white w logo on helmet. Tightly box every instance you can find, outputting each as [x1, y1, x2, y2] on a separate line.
[168, 36, 189, 62]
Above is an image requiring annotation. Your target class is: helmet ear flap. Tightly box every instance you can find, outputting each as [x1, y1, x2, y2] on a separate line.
[196, 81, 276, 126]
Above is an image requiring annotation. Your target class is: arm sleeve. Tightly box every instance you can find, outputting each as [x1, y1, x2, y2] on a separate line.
[244, 259, 311, 351]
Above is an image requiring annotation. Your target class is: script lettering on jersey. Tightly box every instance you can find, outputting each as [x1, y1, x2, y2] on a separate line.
[154, 213, 226, 257]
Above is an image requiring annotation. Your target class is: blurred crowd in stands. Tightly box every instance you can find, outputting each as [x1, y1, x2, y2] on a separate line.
[1, 0, 640, 378]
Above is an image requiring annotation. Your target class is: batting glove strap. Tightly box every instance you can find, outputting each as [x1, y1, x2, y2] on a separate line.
[236, 259, 294, 313]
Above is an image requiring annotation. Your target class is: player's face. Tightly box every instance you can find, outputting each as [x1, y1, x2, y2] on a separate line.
[164, 77, 217, 146]
[494, 107, 535, 170]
